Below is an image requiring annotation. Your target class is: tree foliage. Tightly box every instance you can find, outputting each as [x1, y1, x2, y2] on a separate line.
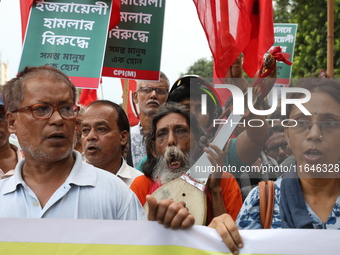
[181, 57, 213, 79]
[274, 0, 340, 77]
[185, 1, 340, 79]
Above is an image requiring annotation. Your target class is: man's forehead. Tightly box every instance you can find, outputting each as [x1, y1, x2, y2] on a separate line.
[156, 113, 189, 129]
[82, 117, 110, 127]
[142, 80, 168, 88]
[22, 78, 73, 102]
[83, 107, 116, 124]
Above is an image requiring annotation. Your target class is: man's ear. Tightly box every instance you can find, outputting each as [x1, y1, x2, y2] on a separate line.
[133, 91, 138, 105]
[6, 112, 17, 133]
[120, 130, 129, 147]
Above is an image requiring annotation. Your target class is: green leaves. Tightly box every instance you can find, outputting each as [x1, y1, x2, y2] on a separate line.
[274, 0, 340, 78]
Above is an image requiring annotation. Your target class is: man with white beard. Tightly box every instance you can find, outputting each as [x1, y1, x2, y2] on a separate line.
[152, 145, 191, 185]
[130, 102, 243, 224]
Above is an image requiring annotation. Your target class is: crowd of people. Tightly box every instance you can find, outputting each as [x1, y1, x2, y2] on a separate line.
[1, 65, 339, 255]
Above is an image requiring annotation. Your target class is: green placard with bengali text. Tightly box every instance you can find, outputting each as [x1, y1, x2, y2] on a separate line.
[271, 23, 298, 86]
[102, 0, 165, 81]
[19, 0, 112, 88]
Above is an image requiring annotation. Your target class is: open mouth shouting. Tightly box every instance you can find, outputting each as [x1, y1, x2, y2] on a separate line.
[168, 156, 183, 170]
[304, 148, 323, 163]
[85, 144, 101, 155]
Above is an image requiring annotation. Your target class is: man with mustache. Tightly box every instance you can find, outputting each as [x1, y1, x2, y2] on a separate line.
[0, 93, 23, 179]
[0, 66, 194, 229]
[81, 100, 143, 186]
[131, 72, 170, 168]
[130, 102, 243, 223]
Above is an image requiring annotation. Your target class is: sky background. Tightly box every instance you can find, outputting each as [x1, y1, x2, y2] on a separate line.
[0, 0, 212, 104]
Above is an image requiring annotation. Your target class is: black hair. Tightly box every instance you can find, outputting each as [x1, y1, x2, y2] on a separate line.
[142, 102, 206, 179]
[87, 100, 130, 151]
[286, 78, 340, 118]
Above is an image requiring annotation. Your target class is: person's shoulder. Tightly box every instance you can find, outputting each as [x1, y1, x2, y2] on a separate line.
[132, 174, 150, 184]
[220, 172, 238, 186]
[130, 124, 141, 134]
[0, 174, 16, 193]
[81, 160, 128, 186]
[125, 162, 143, 175]
[280, 155, 296, 167]
[130, 175, 152, 190]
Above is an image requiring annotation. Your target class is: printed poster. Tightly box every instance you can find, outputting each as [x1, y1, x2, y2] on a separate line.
[102, 0, 165, 80]
[19, 0, 113, 89]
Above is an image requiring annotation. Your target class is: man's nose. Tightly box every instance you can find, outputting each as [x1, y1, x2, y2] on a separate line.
[86, 129, 98, 141]
[306, 123, 322, 142]
[150, 89, 158, 98]
[167, 130, 177, 146]
[48, 109, 63, 125]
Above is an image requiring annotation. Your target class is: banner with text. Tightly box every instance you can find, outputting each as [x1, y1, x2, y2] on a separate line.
[102, 0, 165, 80]
[270, 23, 298, 86]
[19, 0, 112, 89]
[0, 218, 338, 254]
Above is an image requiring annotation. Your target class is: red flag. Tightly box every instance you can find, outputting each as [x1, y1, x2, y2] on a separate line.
[108, 0, 121, 31]
[79, 89, 98, 106]
[193, 0, 251, 79]
[242, 0, 274, 77]
[20, 0, 34, 42]
[20, 0, 121, 42]
[120, 79, 139, 127]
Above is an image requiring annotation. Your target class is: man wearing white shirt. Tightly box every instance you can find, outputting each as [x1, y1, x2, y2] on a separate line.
[82, 100, 143, 186]
[131, 72, 170, 168]
[0, 66, 194, 229]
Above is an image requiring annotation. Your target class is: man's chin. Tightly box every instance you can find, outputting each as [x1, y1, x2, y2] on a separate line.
[144, 108, 158, 116]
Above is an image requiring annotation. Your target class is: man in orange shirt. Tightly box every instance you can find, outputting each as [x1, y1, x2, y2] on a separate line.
[130, 102, 242, 223]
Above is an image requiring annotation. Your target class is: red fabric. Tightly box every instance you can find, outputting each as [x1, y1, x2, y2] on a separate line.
[193, 0, 251, 79]
[242, 0, 274, 77]
[20, 0, 34, 42]
[270, 46, 292, 66]
[109, 0, 121, 30]
[20, 0, 121, 42]
[79, 89, 98, 106]
[120, 79, 139, 127]
[130, 173, 242, 223]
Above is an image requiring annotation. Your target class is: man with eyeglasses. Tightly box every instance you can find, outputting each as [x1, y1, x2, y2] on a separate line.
[0, 94, 23, 179]
[131, 72, 170, 168]
[0, 66, 194, 229]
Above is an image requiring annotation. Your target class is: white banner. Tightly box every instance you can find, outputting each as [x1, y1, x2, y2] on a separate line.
[0, 218, 338, 254]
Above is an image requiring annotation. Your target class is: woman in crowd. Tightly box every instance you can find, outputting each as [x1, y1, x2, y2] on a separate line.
[211, 78, 340, 254]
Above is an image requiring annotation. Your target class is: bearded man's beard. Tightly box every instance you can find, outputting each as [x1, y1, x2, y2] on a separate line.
[152, 146, 191, 185]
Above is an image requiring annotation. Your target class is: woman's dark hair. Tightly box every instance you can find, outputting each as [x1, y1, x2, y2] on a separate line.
[286, 78, 340, 118]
